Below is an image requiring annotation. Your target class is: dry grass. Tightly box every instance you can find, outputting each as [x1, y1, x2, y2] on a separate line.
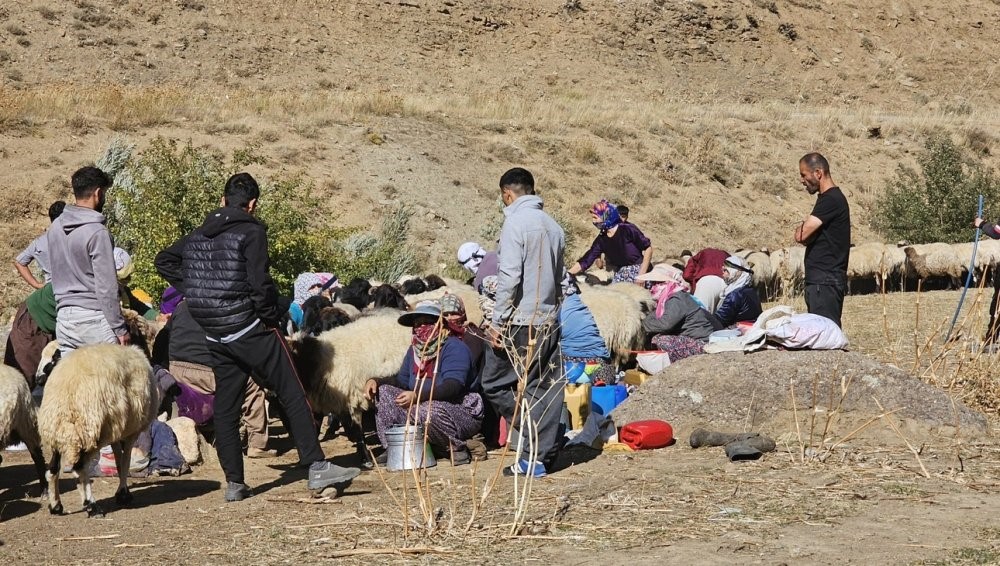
[4, 84, 1000, 140]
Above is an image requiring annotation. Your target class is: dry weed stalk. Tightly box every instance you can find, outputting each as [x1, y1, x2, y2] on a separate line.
[873, 397, 931, 478]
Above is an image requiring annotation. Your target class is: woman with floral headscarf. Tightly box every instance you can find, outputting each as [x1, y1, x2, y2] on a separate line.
[637, 264, 723, 362]
[715, 255, 763, 327]
[568, 199, 653, 284]
[365, 300, 484, 465]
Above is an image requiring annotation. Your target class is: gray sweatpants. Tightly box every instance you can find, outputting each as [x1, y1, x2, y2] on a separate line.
[481, 323, 564, 466]
[55, 306, 118, 355]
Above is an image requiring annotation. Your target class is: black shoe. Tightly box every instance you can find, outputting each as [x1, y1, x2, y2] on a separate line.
[374, 451, 388, 466]
[307, 461, 360, 491]
[224, 482, 253, 502]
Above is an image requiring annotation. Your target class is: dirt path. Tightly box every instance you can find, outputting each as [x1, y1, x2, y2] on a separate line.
[3, 425, 999, 565]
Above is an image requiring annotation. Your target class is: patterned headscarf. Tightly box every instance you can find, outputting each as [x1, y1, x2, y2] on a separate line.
[479, 275, 499, 322]
[438, 293, 467, 338]
[723, 255, 754, 298]
[591, 199, 622, 232]
[293, 273, 325, 305]
[651, 280, 687, 319]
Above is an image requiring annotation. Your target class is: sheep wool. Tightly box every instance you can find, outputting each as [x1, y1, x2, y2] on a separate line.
[38, 344, 158, 517]
[578, 283, 646, 363]
[0, 365, 46, 495]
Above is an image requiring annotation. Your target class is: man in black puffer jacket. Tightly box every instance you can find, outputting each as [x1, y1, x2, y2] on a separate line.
[155, 172, 359, 502]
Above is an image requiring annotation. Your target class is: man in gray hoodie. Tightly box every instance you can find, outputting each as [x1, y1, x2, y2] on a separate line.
[482, 167, 566, 478]
[47, 166, 129, 353]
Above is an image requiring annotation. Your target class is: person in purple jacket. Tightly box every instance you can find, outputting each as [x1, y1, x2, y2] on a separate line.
[568, 199, 653, 284]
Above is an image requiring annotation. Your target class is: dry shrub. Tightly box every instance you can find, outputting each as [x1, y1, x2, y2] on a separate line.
[572, 139, 601, 164]
[486, 141, 525, 163]
[355, 93, 405, 117]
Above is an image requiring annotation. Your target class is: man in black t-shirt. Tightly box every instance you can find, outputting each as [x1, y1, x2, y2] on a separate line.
[794, 153, 851, 327]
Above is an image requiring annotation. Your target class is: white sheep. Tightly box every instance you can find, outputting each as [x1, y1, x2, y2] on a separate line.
[38, 344, 158, 517]
[770, 247, 805, 296]
[290, 309, 411, 467]
[0, 365, 46, 495]
[578, 283, 647, 363]
[903, 243, 964, 287]
[735, 248, 776, 297]
[847, 242, 908, 290]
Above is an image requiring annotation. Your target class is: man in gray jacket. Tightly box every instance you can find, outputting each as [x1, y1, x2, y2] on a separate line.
[47, 166, 129, 353]
[482, 167, 566, 478]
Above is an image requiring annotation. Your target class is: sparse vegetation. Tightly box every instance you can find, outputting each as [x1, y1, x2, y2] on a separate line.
[873, 134, 1000, 244]
[100, 138, 344, 297]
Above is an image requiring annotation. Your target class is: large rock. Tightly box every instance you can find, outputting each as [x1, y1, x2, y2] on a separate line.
[614, 350, 988, 446]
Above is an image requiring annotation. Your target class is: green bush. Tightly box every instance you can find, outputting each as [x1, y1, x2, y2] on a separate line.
[99, 137, 411, 300]
[872, 134, 1000, 244]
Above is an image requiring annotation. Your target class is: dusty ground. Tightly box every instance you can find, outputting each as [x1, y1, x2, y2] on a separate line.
[3, 290, 1000, 565]
[4, 0, 1000, 563]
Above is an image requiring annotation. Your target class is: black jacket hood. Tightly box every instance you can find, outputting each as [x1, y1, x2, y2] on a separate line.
[200, 206, 261, 238]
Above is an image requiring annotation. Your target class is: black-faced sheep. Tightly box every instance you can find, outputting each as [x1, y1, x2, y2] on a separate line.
[370, 284, 410, 311]
[38, 344, 158, 517]
[399, 278, 428, 295]
[0, 365, 46, 495]
[335, 277, 373, 311]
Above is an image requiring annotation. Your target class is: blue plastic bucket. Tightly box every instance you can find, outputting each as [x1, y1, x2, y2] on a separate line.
[591, 384, 628, 415]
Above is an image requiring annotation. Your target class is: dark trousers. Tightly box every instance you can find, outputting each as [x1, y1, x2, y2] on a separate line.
[480, 323, 564, 465]
[805, 282, 846, 328]
[987, 268, 1000, 344]
[207, 324, 324, 484]
[3, 303, 53, 389]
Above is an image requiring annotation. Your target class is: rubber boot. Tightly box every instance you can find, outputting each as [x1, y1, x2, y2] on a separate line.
[723, 435, 776, 461]
[689, 429, 762, 448]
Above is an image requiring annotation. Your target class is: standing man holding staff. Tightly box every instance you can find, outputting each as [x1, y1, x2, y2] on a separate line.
[794, 153, 851, 328]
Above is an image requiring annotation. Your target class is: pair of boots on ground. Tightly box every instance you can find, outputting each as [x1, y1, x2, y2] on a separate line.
[689, 429, 776, 461]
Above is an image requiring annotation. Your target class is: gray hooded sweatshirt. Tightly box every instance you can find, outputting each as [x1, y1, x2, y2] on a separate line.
[46, 204, 126, 337]
[493, 195, 566, 327]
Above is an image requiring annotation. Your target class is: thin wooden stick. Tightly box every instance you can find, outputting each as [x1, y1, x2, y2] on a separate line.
[807, 372, 819, 451]
[823, 408, 904, 455]
[114, 543, 154, 548]
[789, 379, 804, 463]
[326, 547, 454, 558]
[58, 534, 121, 541]
[873, 397, 931, 478]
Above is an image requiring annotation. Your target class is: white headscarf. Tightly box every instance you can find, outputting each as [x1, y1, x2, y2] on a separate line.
[722, 255, 753, 297]
[457, 242, 486, 274]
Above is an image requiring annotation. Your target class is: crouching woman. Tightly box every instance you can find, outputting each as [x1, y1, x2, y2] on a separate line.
[638, 264, 722, 362]
[365, 300, 484, 465]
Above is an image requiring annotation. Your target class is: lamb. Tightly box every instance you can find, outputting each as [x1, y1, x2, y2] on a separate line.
[903, 243, 964, 287]
[0, 365, 46, 495]
[38, 344, 158, 517]
[290, 309, 411, 467]
[577, 283, 647, 363]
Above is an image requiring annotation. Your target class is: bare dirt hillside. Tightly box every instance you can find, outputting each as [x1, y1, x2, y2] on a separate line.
[3, 1, 1000, 311]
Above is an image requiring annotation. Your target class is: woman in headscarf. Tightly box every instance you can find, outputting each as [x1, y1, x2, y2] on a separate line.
[364, 300, 484, 465]
[637, 264, 723, 362]
[715, 256, 763, 327]
[568, 199, 654, 284]
[288, 272, 337, 329]
[560, 275, 615, 384]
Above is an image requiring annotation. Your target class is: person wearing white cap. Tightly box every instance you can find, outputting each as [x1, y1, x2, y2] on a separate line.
[456, 241, 498, 294]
